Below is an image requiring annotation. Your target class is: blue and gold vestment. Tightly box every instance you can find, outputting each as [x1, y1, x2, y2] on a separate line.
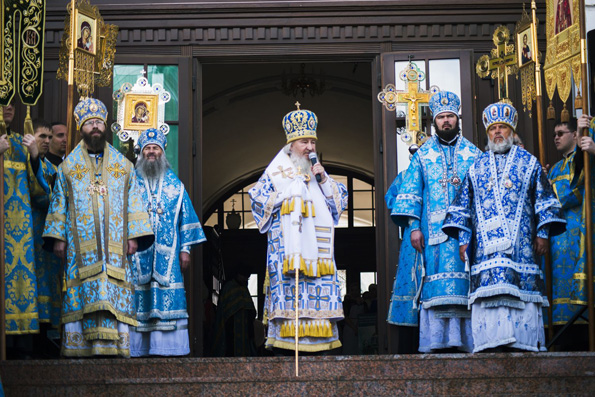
[390, 135, 479, 352]
[547, 148, 590, 325]
[43, 142, 153, 357]
[566, 128, 595, 318]
[443, 145, 566, 352]
[31, 157, 62, 327]
[249, 149, 348, 352]
[130, 168, 206, 356]
[3, 132, 49, 334]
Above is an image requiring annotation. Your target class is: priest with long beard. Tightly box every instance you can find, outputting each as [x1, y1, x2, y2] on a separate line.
[249, 103, 348, 353]
[443, 102, 566, 352]
[130, 128, 206, 357]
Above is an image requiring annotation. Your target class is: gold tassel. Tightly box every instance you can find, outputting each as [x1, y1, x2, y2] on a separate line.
[547, 101, 556, 120]
[311, 203, 315, 218]
[561, 103, 569, 122]
[301, 200, 306, 216]
[289, 198, 295, 213]
[281, 200, 288, 215]
[575, 89, 583, 110]
[23, 106, 34, 136]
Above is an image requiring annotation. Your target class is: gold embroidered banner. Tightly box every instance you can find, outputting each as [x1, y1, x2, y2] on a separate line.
[0, 0, 46, 107]
[543, 0, 582, 108]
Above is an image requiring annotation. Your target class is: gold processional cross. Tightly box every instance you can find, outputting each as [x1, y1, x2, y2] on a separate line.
[377, 61, 439, 146]
[476, 26, 519, 102]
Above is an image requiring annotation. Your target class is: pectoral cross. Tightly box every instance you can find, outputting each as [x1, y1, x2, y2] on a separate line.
[438, 175, 449, 188]
[476, 26, 518, 102]
[292, 215, 303, 233]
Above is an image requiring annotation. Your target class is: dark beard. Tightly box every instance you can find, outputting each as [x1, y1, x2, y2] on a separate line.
[136, 154, 169, 179]
[82, 128, 106, 152]
[434, 121, 461, 143]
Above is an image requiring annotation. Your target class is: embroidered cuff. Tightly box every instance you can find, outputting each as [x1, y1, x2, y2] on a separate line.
[459, 230, 471, 246]
[181, 246, 190, 253]
[536, 224, 549, 239]
[409, 218, 421, 231]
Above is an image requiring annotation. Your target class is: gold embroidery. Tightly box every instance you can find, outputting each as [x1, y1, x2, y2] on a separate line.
[70, 164, 88, 181]
[3, 160, 26, 170]
[107, 162, 126, 179]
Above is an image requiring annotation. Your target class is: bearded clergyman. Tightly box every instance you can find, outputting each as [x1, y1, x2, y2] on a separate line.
[43, 98, 154, 357]
[443, 101, 566, 352]
[387, 91, 480, 353]
[248, 103, 348, 352]
[130, 127, 206, 357]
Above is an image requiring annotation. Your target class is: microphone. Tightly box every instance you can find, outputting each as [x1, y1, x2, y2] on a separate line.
[308, 152, 322, 183]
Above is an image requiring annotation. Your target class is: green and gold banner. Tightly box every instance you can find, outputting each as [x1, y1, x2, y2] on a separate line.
[0, 0, 46, 107]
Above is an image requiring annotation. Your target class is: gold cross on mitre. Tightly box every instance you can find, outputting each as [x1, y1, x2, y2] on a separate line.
[476, 26, 519, 102]
[295, 101, 301, 110]
[377, 61, 438, 145]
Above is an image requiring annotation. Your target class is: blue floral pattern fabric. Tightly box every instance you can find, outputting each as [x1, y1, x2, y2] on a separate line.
[385, 171, 422, 326]
[391, 135, 480, 310]
[132, 169, 206, 329]
[443, 146, 566, 306]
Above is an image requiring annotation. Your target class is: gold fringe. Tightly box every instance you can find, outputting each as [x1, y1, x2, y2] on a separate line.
[289, 197, 295, 213]
[280, 319, 334, 338]
[311, 203, 315, 217]
[267, 338, 341, 352]
[282, 255, 336, 277]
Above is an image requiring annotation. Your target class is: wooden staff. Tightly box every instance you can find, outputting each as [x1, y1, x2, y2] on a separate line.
[65, 0, 77, 156]
[0, 112, 5, 361]
[530, 0, 555, 343]
[295, 262, 299, 377]
[578, 0, 594, 351]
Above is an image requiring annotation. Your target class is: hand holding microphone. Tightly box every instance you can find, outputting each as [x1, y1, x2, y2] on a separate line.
[308, 152, 326, 183]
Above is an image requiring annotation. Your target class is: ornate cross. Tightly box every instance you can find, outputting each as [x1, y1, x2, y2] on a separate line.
[377, 61, 438, 145]
[308, 285, 330, 310]
[70, 164, 88, 181]
[273, 165, 293, 179]
[292, 215, 303, 233]
[476, 26, 518, 102]
[107, 162, 126, 179]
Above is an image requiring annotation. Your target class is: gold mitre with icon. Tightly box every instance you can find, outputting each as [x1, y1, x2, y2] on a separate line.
[283, 102, 318, 143]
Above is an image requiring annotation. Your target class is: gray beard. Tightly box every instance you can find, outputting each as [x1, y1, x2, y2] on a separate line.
[136, 154, 170, 180]
[284, 144, 314, 176]
[488, 135, 514, 153]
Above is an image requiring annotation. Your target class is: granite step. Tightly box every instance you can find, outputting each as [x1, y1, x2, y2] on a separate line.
[1, 353, 594, 396]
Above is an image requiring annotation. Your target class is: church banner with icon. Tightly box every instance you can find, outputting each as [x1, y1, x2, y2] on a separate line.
[543, 0, 582, 120]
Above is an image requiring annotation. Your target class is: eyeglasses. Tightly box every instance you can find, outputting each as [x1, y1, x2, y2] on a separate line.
[553, 129, 572, 138]
[83, 119, 105, 127]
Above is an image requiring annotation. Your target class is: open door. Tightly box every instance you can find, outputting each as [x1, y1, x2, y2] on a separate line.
[374, 50, 475, 354]
[111, 55, 203, 355]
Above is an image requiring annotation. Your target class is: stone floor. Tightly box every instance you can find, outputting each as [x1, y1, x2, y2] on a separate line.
[1, 352, 595, 395]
